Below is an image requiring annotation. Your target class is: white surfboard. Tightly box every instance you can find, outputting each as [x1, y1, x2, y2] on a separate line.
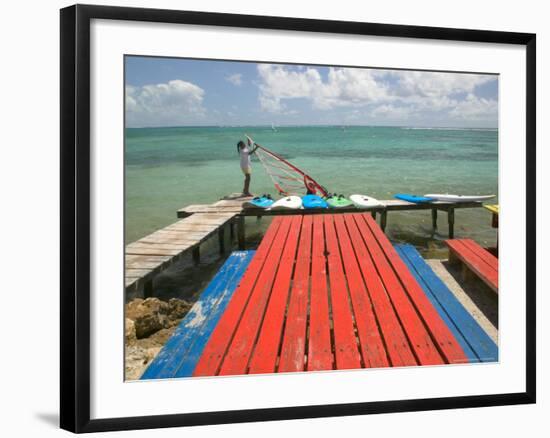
[350, 194, 384, 209]
[268, 195, 303, 210]
[424, 194, 496, 203]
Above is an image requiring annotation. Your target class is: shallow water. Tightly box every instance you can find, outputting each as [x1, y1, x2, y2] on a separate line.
[125, 126, 498, 298]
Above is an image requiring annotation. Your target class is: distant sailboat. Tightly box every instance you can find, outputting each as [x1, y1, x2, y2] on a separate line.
[271, 122, 277, 132]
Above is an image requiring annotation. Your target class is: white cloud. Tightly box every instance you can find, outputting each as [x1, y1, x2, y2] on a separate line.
[370, 104, 411, 120]
[449, 93, 498, 120]
[257, 64, 389, 112]
[389, 71, 493, 99]
[126, 79, 205, 127]
[256, 64, 497, 125]
[226, 73, 243, 86]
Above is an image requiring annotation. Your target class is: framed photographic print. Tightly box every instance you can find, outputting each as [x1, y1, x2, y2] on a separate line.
[60, 4, 536, 433]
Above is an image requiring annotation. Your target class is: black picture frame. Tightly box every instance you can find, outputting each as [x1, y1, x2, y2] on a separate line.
[60, 4, 536, 433]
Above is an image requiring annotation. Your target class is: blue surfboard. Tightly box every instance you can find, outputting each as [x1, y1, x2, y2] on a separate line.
[302, 194, 328, 209]
[244, 195, 274, 209]
[394, 193, 434, 204]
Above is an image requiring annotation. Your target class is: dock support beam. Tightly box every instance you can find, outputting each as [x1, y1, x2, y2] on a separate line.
[448, 207, 455, 239]
[431, 208, 438, 231]
[380, 210, 388, 232]
[218, 226, 225, 254]
[237, 216, 245, 250]
[143, 279, 153, 299]
[192, 246, 200, 265]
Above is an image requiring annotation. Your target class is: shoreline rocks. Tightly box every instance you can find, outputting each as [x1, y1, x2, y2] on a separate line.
[125, 297, 192, 380]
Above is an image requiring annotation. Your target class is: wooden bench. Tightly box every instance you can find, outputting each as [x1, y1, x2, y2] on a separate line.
[395, 244, 498, 362]
[445, 239, 498, 293]
[190, 213, 468, 377]
[140, 250, 255, 379]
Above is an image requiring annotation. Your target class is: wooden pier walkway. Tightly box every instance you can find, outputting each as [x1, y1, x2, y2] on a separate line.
[125, 212, 236, 294]
[178, 195, 484, 238]
[125, 194, 485, 296]
[192, 213, 470, 376]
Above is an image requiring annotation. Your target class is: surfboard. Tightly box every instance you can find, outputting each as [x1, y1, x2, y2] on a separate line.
[302, 194, 328, 209]
[424, 194, 496, 203]
[326, 194, 354, 208]
[269, 196, 302, 210]
[243, 195, 274, 209]
[350, 194, 384, 209]
[394, 194, 434, 203]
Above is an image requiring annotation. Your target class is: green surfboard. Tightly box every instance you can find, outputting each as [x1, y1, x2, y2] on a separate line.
[326, 194, 354, 208]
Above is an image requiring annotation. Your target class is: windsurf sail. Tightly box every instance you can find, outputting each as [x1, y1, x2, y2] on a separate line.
[245, 134, 328, 197]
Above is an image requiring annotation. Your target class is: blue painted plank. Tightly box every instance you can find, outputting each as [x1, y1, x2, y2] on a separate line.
[141, 250, 255, 379]
[395, 244, 498, 362]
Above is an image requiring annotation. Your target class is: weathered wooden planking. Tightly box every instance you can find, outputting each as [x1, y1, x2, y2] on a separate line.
[193, 217, 283, 376]
[333, 215, 389, 368]
[460, 239, 499, 271]
[307, 215, 333, 371]
[141, 251, 256, 379]
[125, 246, 182, 256]
[395, 244, 498, 362]
[278, 216, 313, 373]
[343, 215, 417, 367]
[125, 268, 153, 278]
[127, 242, 194, 252]
[125, 255, 172, 270]
[218, 217, 293, 375]
[324, 215, 362, 370]
[149, 230, 208, 240]
[361, 214, 468, 365]
[248, 216, 302, 374]
[446, 239, 498, 292]
[352, 213, 445, 365]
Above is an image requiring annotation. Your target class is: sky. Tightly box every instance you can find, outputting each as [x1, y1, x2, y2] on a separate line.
[125, 56, 498, 128]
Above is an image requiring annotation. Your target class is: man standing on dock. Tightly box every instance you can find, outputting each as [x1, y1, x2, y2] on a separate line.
[237, 138, 259, 196]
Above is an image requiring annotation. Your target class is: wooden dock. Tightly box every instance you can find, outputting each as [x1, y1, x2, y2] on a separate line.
[178, 194, 485, 238]
[125, 193, 486, 296]
[125, 212, 236, 295]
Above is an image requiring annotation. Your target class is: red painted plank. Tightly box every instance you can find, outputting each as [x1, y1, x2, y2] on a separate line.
[278, 216, 313, 373]
[333, 215, 389, 368]
[446, 240, 498, 292]
[218, 217, 293, 375]
[460, 239, 499, 272]
[307, 215, 333, 371]
[361, 214, 468, 365]
[193, 217, 283, 377]
[248, 216, 302, 374]
[343, 215, 417, 367]
[351, 214, 445, 365]
[324, 215, 362, 370]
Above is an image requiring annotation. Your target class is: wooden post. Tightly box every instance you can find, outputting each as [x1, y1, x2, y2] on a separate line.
[448, 207, 455, 239]
[237, 216, 245, 250]
[431, 208, 438, 231]
[230, 221, 235, 240]
[380, 211, 388, 232]
[192, 246, 200, 265]
[371, 211, 376, 220]
[143, 279, 153, 299]
[218, 226, 225, 254]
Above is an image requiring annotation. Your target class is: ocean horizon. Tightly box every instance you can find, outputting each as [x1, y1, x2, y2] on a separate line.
[125, 124, 498, 258]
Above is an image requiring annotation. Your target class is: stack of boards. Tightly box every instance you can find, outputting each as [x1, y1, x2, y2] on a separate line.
[243, 192, 495, 211]
[244, 193, 384, 210]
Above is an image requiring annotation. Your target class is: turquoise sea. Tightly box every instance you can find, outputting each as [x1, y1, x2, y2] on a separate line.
[125, 126, 498, 298]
